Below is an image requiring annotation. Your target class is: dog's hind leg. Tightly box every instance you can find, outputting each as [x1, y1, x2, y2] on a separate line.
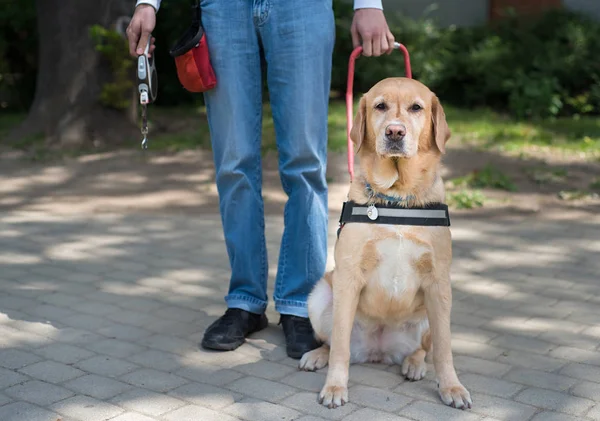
[401, 328, 431, 381]
[299, 344, 330, 371]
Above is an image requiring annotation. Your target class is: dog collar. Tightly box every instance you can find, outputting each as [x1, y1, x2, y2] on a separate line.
[364, 182, 416, 204]
[337, 200, 450, 238]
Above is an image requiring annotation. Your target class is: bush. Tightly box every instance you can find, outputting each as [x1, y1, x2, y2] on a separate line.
[332, 5, 600, 119]
[2, 2, 599, 119]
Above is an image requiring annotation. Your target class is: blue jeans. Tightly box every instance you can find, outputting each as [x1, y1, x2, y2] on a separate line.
[200, 0, 334, 317]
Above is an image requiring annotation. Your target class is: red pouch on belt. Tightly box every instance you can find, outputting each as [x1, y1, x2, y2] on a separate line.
[169, 2, 216, 93]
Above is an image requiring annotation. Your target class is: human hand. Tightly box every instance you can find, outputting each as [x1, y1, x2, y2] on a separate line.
[351, 9, 395, 57]
[126, 4, 157, 57]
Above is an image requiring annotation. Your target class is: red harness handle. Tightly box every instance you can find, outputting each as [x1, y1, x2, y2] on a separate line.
[345, 42, 412, 181]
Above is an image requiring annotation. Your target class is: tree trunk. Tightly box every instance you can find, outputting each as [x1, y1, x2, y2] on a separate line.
[8, 0, 138, 149]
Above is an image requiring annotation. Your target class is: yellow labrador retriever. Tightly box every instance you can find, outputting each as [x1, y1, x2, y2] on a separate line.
[299, 77, 471, 410]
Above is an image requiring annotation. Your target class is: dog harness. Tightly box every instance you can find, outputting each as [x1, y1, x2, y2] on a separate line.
[337, 200, 451, 238]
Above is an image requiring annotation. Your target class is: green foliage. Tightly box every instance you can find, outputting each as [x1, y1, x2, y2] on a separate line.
[89, 25, 134, 110]
[332, 4, 600, 119]
[447, 190, 486, 209]
[449, 164, 517, 191]
[3, 2, 600, 121]
[527, 166, 568, 185]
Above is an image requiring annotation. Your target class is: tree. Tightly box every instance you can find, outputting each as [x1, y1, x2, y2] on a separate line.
[8, 0, 139, 148]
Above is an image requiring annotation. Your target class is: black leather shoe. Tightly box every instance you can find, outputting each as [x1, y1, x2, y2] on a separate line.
[279, 315, 320, 359]
[201, 308, 268, 351]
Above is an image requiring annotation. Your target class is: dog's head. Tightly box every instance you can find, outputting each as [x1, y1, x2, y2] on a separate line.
[350, 78, 450, 159]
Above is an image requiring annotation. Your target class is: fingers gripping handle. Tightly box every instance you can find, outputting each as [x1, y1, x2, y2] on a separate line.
[345, 42, 412, 181]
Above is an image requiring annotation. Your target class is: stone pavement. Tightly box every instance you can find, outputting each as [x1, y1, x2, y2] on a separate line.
[1, 203, 600, 421]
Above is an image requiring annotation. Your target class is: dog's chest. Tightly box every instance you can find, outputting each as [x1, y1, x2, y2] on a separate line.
[373, 234, 427, 295]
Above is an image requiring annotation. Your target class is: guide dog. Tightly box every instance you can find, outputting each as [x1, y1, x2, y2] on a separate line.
[300, 77, 472, 410]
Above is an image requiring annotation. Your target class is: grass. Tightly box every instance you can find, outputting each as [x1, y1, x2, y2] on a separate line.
[3, 101, 599, 157]
[527, 166, 569, 185]
[444, 107, 600, 155]
[446, 190, 486, 209]
[447, 164, 517, 192]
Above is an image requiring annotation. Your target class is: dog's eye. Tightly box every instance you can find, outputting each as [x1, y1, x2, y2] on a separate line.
[410, 103, 423, 112]
[375, 103, 387, 111]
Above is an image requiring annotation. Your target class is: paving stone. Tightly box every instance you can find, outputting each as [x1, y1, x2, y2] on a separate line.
[550, 346, 600, 366]
[280, 392, 358, 420]
[295, 417, 328, 421]
[138, 334, 201, 358]
[347, 365, 404, 388]
[168, 382, 241, 410]
[49, 395, 124, 421]
[120, 368, 189, 392]
[33, 343, 95, 364]
[469, 393, 537, 421]
[63, 374, 133, 399]
[538, 330, 599, 351]
[280, 370, 328, 392]
[76, 355, 140, 377]
[174, 365, 243, 387]
[451, 338, 506, 360]
[348, 385, 412, 412]
[504, 368, 578, 392]
[18, 360, 85, 383]
[55, 327, 105, 346]
[587, 404, 600, 421]
[571, 381, 600, 400]
[560, 363, 600, 382]
[0, 392, 11, 406]
[400, 400, 481, 421]
[515, 387, 594, 415]
[0, 401, 61, 421]
[97, 323, 153, 341]
[109, 387, 186, 416]
[106, 412, 157, 421]
[227, 376, 299, 403]
[233, 360, 297, 381]
[4, 380, 74, 406]
[454, 355, 512, 377]
[496, 350, 569, 372]
[85, 338, 146, 359]
[531, 412, 584, 421]
[461, 373, 524, 398]
[344, 408, 412, 421]
[223, 398, 302, 421]
[164, 404, 241, 421]
[489, 334, 554, 354]
[394, 378, 440, 403]
[126, 349, 182, 372]
[0, 348, 41, 369]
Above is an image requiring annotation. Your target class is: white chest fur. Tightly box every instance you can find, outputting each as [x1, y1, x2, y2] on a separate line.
[371, 229, 429, 296]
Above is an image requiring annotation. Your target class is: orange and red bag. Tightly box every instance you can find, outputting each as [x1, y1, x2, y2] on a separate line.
[169, 1, 216, 93]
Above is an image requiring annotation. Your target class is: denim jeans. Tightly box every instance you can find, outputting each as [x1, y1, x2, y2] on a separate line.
[200, 0, 334, 317]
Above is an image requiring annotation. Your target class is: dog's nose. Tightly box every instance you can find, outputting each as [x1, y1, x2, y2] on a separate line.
[385, 124, 406, 140]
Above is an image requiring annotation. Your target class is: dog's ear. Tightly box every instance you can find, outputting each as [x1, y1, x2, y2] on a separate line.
[432, 95, 450, 154]
[350, 95, 367, 153]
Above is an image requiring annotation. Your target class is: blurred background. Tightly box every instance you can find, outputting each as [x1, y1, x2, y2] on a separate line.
[1, 0, 599, 211]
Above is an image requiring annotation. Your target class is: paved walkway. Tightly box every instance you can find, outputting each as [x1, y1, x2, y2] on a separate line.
[1, 150, 600, 421]
[1, 207, 600, 421]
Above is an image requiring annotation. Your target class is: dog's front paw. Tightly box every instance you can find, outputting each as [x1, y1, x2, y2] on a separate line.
[299, 345, 329, 371]
[438, 382, 472, 409]
[401, 354, 427, 381]
[319, 384, 348, 408]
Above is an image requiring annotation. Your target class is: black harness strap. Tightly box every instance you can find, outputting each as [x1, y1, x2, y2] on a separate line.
[337, 201, 451, 238]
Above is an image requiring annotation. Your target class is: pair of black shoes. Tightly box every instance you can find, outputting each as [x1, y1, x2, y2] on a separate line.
[201, 308, 319, 359]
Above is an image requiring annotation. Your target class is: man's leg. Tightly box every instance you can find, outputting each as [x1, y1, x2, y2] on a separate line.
[200, 0, 269, 351]
[258, 0, 335, 357]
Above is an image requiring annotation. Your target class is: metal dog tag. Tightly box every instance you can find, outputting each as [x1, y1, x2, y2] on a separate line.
[367, 204, 378, 220]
